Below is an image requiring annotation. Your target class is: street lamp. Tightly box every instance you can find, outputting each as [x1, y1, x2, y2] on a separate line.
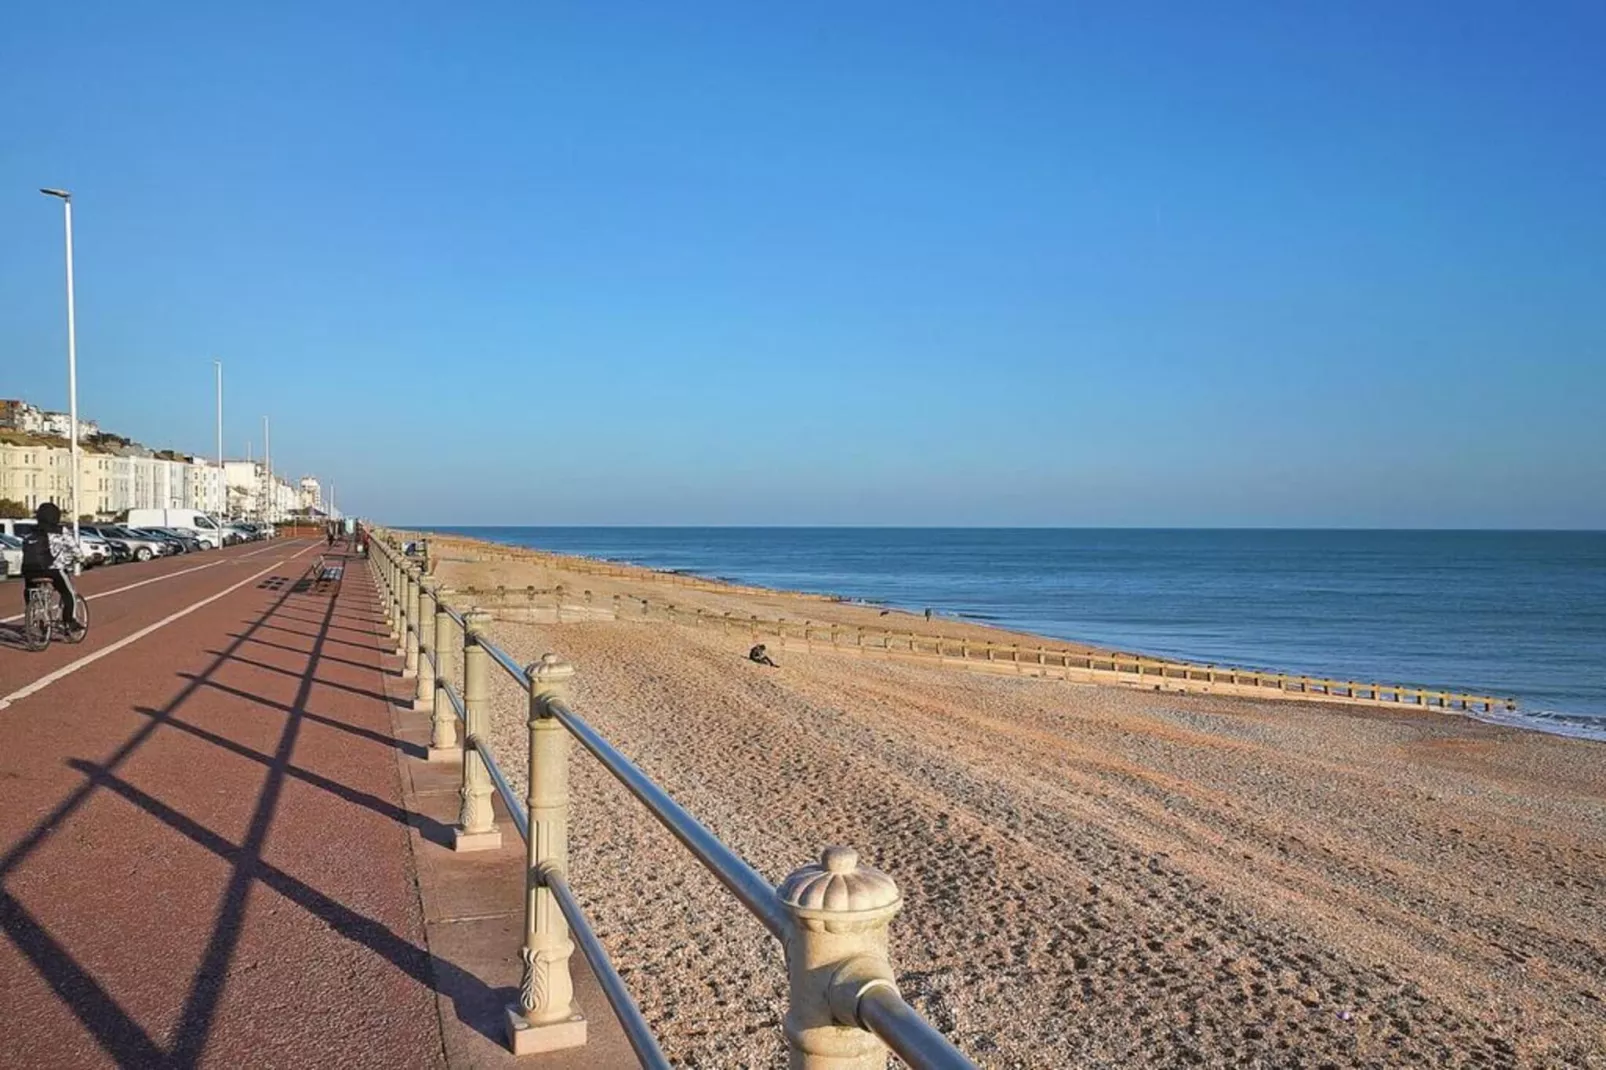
[215, 359, 224, 530]
[40, 187, 80, 545]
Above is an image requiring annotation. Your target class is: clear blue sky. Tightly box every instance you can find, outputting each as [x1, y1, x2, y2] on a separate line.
[2, 2, 1602, 526]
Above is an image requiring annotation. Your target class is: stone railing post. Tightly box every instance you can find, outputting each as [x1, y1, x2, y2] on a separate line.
[414, 579, 437, 711]
[779, 846, 903, 1069]
[429, 587, 461, 762]
[392, 554, 406, 650]
[507, 654, 586, 1054]
[389, 547, 402, 641]
[454, 610, 501, 851]
[403, 565, 421, 676]
[381, 545, 398, 639]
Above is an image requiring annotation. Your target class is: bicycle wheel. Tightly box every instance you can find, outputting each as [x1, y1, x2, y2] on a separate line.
[65, 594, 89, 644]
[23, 590, 50, 651]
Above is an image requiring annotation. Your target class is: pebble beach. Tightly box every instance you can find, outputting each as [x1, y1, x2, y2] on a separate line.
[427, 534, 1606, 1069]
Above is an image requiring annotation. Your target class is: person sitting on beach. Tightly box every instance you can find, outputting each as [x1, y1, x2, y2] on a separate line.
[749, 644, 778, 668]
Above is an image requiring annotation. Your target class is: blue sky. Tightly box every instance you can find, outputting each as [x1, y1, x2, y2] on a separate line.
[1, 2, 1601, 526]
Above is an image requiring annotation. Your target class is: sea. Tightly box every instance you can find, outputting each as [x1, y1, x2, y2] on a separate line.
[432, 528, 1606, 742]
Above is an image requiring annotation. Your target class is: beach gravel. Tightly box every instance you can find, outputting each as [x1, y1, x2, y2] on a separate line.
[428, 542, 1605, 1068]
[474, 617, 1605, 1069]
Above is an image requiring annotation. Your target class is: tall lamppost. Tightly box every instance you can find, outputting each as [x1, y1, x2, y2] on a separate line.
[262, 415, 272, 526]
[215, 360, 224, 527]
[40, 187, 80, 544]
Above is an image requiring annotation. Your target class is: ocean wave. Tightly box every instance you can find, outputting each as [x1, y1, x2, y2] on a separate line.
[1467, 706, 1606, 743]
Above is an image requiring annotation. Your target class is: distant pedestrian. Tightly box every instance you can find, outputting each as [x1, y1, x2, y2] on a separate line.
[925, 607, 933, 621]
[749, 643, 778, 668]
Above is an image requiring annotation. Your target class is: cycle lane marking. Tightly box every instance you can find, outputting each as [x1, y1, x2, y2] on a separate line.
[0, 543, 323, 711]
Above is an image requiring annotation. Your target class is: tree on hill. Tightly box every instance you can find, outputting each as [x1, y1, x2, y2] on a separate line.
[0, 498, 30, 519]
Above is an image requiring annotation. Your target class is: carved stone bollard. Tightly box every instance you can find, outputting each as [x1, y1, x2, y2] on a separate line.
[403, 566, 421, 677]
[454, 610, 501, 852]
[384, 548, 399, 639]
[507, 654, 587, 1054]
[778, 846, 903, 1069]
[391, 551, 404, 642]
[414, 579, 437, 710]
[429, 587, 461, 762]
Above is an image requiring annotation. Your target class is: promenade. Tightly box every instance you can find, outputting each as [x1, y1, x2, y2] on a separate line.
[0, 541, 444, 1068]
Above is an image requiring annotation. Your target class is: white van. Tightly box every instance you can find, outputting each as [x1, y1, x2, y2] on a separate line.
[125, 508, 226, 550]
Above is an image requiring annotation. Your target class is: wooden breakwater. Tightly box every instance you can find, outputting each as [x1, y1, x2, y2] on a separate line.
[428, 578, 1516, 716]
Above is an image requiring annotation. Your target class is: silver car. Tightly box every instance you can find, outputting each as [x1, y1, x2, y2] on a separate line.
[0, 533, 22, 579]
[96, 525, 170, 563]
[75, 530, 113, 567]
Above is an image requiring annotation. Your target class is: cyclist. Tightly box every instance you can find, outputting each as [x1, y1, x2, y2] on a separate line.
[20, 502, 83, 635]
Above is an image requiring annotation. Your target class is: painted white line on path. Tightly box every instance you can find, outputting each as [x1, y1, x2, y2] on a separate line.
[0, 540, 312, 624]
[0, 544, 323, 711]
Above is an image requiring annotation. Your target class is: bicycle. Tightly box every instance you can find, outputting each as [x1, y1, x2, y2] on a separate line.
[22, 579, 90, 652]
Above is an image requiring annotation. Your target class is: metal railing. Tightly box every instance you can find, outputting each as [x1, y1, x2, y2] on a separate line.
[368, 531, 975, 1068]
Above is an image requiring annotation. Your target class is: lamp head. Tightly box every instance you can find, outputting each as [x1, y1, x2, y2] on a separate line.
[40, 187, 72, 201]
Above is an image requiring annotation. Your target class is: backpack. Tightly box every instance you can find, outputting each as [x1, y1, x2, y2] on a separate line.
[21, 532, 54, 575]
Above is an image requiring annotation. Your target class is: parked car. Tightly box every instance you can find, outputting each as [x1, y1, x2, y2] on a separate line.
[75, 530, 115, 567]
[0, 533, 22, 578]
[130, 528, 187, 555]
[92, 525, 170, 563]
[79, 525, 134, 564]
[146, 527, 205, 554]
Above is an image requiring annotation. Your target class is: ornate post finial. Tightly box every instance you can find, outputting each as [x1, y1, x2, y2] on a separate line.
[778, 846, 904, 1067]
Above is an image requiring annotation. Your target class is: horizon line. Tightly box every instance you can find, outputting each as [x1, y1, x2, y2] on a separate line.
[400, 523, 1606, 534]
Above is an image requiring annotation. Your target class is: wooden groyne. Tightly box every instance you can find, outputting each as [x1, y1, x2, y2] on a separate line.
[421, 535, 1517, 717]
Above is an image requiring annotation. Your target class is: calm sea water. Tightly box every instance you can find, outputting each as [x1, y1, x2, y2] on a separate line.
[434, 528, 1606, 741]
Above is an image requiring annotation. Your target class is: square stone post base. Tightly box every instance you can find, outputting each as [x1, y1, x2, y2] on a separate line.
[453, 828, 502, 852]
[505, 1005, 587, 1055]
[428, 745, 464, 764]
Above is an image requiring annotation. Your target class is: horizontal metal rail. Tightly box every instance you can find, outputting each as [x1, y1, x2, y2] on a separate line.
[545, 696, 789, 939]
[472, 735, 528, 842]
[441, 679, 466, 723]
[482, 640, 529, 688]
[543, 864, 672, 1070]
[376, 534, 974, 1068]
[860, 987, 976, 1070]
[469, 732, 669, 1068]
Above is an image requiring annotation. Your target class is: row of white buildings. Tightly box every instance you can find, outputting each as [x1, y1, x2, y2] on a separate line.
[0, 399, 99, 441]
[1, 399, 328, 523]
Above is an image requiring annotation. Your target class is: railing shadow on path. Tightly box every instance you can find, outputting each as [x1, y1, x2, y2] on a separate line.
[221, 632, 386, 675]
[176, 672, 429, 760]
[199, 648, 400, 706]
[0, 548, 502, 1067]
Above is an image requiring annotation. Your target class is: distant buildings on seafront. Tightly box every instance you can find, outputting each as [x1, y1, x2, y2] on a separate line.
[0, 397, 334, 522]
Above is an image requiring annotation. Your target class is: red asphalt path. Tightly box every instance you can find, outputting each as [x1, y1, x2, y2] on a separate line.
[0, 542, 447, 1068]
